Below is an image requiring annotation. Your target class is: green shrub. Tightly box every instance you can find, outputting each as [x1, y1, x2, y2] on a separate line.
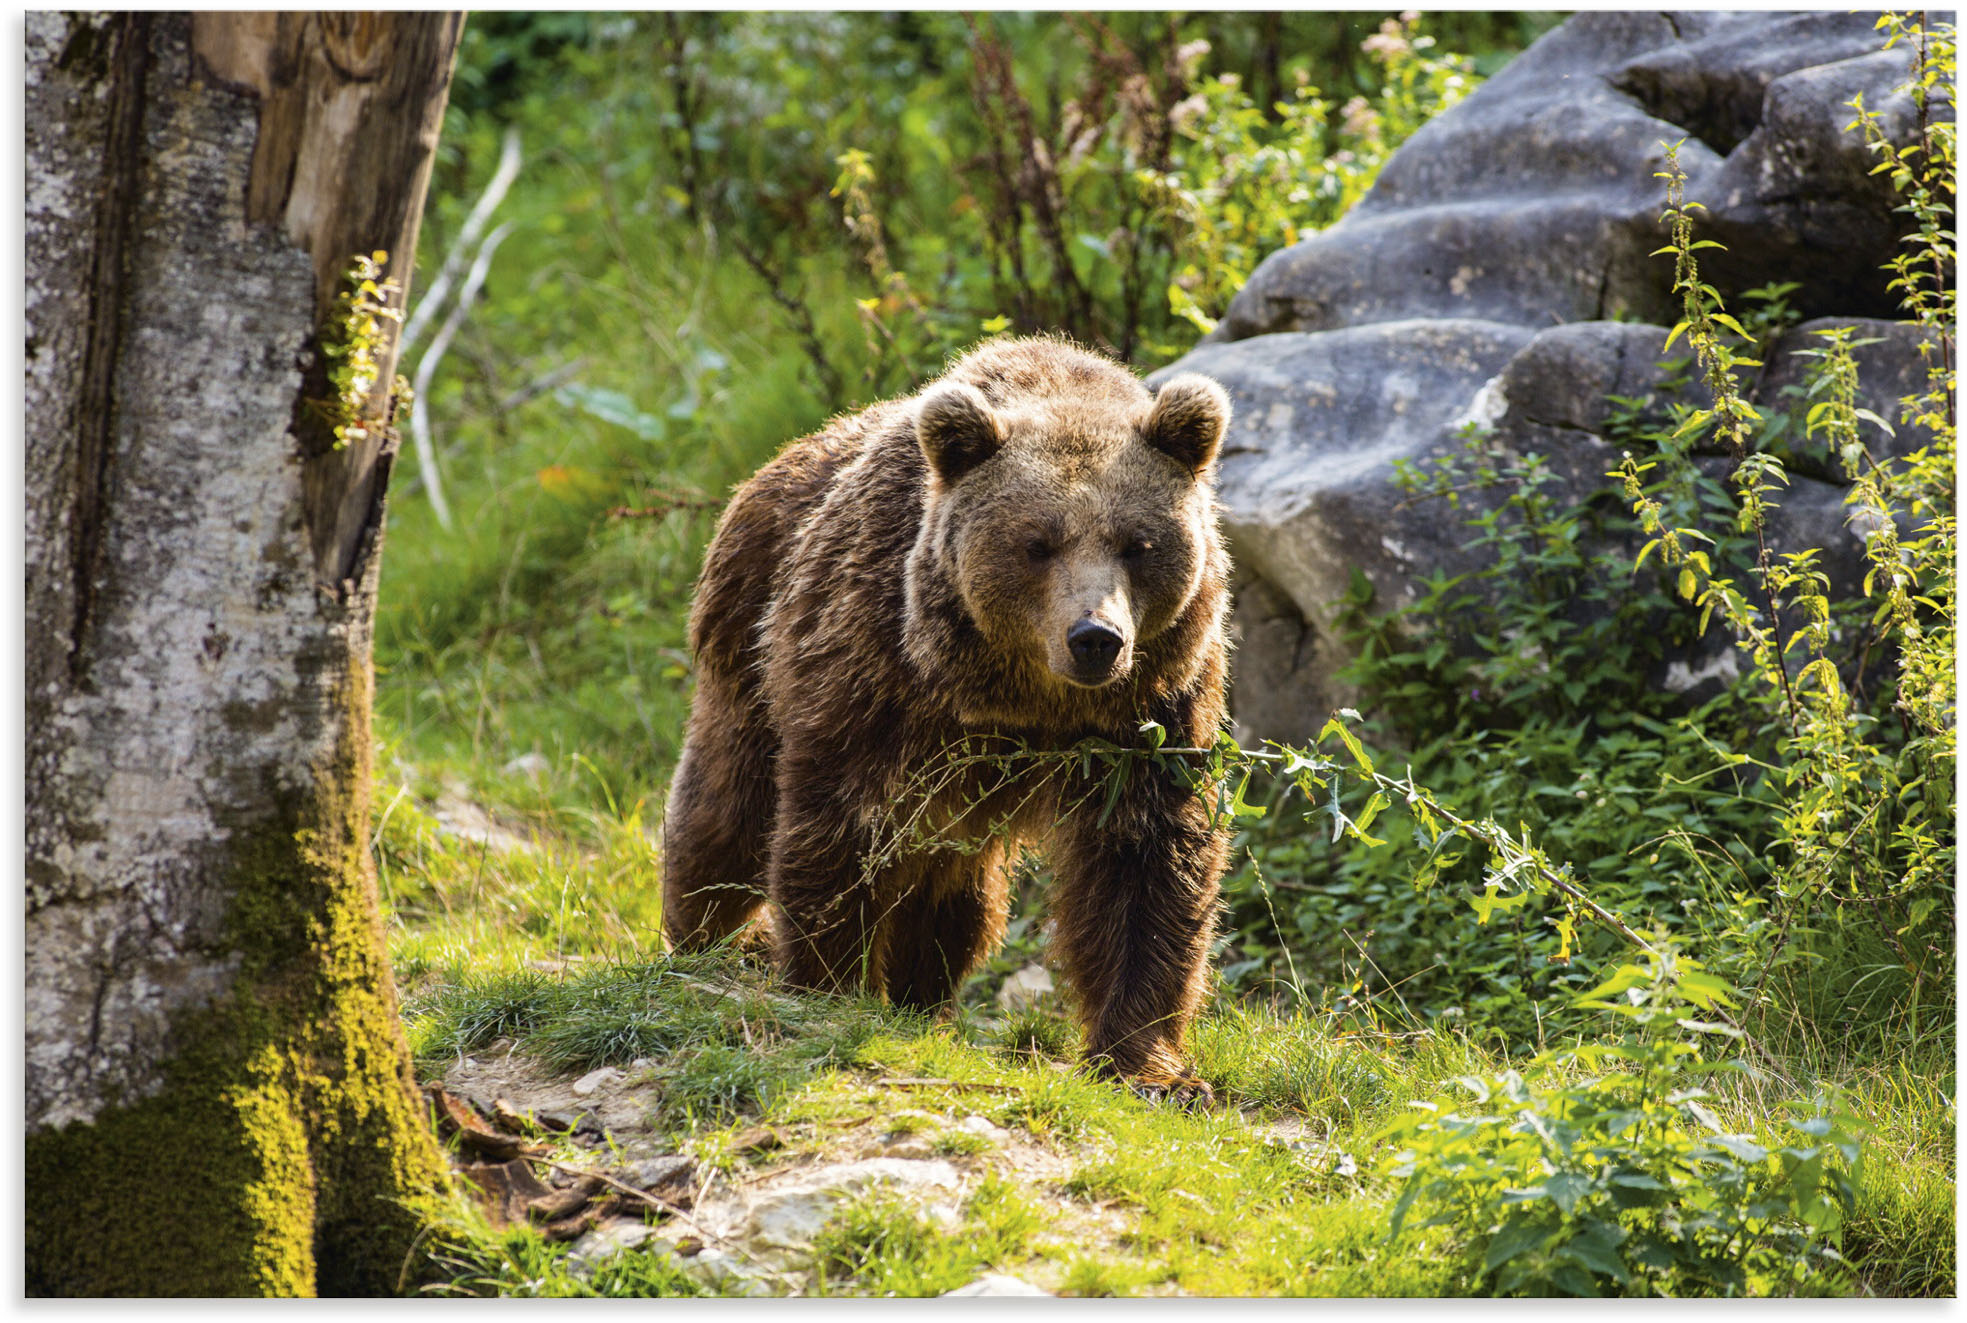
[1380, 952, 1862, 1296]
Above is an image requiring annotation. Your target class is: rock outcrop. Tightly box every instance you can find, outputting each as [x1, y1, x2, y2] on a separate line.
[1156, 11, 1940, 739]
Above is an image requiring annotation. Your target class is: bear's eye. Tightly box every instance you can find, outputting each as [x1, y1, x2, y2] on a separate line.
[1024, 537, 1055, 563]
[1121, 538, 1152, 561]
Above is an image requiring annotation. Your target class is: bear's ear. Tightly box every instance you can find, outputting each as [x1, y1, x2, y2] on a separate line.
[915, 383, 1004, 484]
[1143, 373, 1231, 475]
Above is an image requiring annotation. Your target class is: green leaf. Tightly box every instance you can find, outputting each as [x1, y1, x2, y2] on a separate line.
[1482, 1215, 1551, 1273]
[1563, 1221, 1632, 1283]
[1385, 1180, 1421, 1241]
[1320, 716, 1376, 776]
[1710, 1133, 1769, 1163]
[1545, 1170, 1591, 1215]
[1678, 970, 1737, 1009]
[1095, 757, 1130, 828]
[1549, 1263, 1600, 1297]
[1626, 1234, 1677, 1271]
[1610, 1171, 1668, 1191]
[1226, 768, 1268, 821]
[1575, 965, 1648, 1003]
[1674, 1018, 1742, 1037]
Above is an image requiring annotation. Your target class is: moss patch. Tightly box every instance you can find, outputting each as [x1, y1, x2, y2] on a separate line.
[27, 662, 446, 1297]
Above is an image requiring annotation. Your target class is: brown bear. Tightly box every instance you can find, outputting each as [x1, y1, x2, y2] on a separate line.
[661, 336, 1233, 1102]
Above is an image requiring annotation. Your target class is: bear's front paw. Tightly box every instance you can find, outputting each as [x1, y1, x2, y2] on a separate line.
[1127, 1073, 1216, 1112]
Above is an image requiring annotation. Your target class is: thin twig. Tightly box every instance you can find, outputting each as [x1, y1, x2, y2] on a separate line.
[607, 488, 724, 520]
[496, 357, 588, 415]
[730, 235, 845, 403]
[1391, 475, 1509, 512]
[529, 1157, 799, 1285]
[877, 1076, 1024, 1094]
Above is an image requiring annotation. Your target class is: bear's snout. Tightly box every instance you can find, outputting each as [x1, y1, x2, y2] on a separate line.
[1063, 615, 1130, 686]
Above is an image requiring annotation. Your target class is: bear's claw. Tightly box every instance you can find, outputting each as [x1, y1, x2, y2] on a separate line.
[1128, 1074, 1217, 1112]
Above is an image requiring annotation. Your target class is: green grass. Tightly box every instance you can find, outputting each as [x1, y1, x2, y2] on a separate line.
[376, 791, 663, 977]
[403, 951, 917, 1133]
[390, 888, 1951, 1297]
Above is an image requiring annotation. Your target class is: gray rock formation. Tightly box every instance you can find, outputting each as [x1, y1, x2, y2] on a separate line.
[1155, 11, 1939, 740]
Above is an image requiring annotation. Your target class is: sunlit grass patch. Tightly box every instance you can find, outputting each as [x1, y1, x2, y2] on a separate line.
[376, 787, 663, 974]
[404, 952, 915, 1131]
[1190, 1002, 1486, 1128]
[808, 1175, 1047, 1298]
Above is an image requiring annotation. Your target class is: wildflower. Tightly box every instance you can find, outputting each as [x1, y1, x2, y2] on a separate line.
[1341, 95, 1376, 137]
[1363, 18, 1410, 60]
[1168, 92, 1209, 134]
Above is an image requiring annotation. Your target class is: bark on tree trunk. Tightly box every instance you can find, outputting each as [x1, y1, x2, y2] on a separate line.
[26, 11, 463, 1296]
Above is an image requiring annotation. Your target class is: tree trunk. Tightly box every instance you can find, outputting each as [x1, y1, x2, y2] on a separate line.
[26, 12, 463, 1296]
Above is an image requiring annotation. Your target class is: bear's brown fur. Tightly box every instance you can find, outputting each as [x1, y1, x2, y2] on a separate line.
[662, 337, 1233, 1099]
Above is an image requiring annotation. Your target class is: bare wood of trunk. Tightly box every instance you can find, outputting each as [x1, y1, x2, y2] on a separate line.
[25, 12, 463, 1297]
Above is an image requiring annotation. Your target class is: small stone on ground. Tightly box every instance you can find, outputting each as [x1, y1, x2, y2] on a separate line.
[572, 1066, 624, 1097]
[996, 963, 1055, 1010]
[943, 1274, 1052, 1297]
[567, 1217, 657, 1272]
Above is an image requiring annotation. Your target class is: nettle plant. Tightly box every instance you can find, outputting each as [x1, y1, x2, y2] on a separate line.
[1380, 950, 1863, 1296]
[1616, 75, 1955, 1019]
[1218, 14, 1954, 1039]
[1214, 401, 1791, 1028]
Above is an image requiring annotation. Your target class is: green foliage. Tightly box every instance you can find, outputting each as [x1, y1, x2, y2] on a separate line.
[420, 1200, 708, 1298]
[1216, 417, 1788, 1035]
[1382, 952, 1863, 1296]
[835, 11, 1481, 381]
[1148, 14, 1477, 337]
[810, 1176, 1042, 1296]
[375, 791, 663, 971]
[1614, 125, 1954, 1019]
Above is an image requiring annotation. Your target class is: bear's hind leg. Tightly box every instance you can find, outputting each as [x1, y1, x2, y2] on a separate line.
[661, 677, 776, 952]
[882, 842, 1011, 1012]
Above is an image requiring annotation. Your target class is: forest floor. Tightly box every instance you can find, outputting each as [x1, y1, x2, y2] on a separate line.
[408, 951, 1470, 1298]
[384, 794, 1952, 1299]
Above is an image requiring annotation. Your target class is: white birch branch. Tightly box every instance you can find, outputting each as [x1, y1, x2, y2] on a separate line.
[400, 124, 522, 361]
[408, 219, 514, 531]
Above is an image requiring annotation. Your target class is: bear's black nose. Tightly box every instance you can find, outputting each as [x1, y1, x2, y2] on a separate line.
[1067, 618, 1124, 672]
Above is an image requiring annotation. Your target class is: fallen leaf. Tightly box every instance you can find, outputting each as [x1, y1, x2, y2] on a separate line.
[460, 1158, 554, 1227]
[426, 1085, 534, 1161]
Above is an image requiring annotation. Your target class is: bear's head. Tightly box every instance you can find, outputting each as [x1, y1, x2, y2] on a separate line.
[907, 349, 1230, 696]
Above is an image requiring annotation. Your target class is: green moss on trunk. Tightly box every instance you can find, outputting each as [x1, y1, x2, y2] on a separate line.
[27, 663, 446, 1297]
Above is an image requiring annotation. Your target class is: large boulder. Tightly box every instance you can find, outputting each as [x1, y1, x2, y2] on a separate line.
[1157, 11, 1938, 741]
